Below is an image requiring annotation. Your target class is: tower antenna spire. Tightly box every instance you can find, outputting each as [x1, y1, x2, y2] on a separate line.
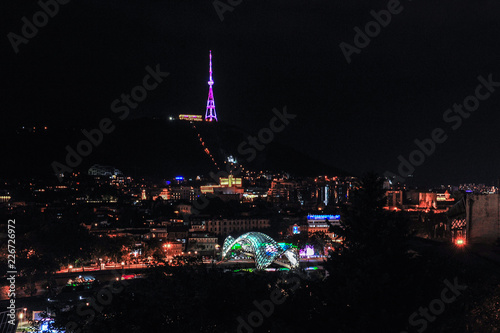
[205, 50, 218, 122]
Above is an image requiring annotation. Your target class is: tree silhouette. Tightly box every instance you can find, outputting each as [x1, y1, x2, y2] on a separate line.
[321, 173, 419, 331]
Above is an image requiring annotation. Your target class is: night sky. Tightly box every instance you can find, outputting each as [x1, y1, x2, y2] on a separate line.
[2, 0, 500, 186]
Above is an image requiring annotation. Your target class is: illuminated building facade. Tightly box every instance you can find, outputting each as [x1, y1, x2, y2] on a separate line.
[267, 180, 298, 203]
[151, 187, 200, 202]
[188, 233, 219, 253]
[200, 175, 244, 200]
[0, 190, 11, 203]
[222, 232, 299, 270]
[306, 214, 341, 240]
[170, 187, 199, 201]
[177, 204, 193, 216]
[151, 188, 171, 201]
[179, 114, 203, 122]
[386, 190, 404, 209]
[204, 217, 270, 235]
[88, 164, 122, 177]
[163, 241, 184, 256]
[317, 184, 330, 207]
[220, 175, 242, 187]
[406, 190, 455, 213]
[242, 190, 268, 202]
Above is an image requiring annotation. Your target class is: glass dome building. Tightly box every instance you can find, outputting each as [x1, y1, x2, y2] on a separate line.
[221, 232, 299, 270]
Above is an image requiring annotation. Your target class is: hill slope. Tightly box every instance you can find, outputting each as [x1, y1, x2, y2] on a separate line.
[0, 118, 349, 180]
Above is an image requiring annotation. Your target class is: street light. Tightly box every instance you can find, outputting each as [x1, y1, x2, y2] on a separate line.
[213, 244, 220, 263]
[163, 243, 172, 258]
[455, 238, 466, 246]
[19, 308, 27, 327]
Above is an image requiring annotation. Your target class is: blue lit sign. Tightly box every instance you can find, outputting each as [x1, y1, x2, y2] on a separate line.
[307, 215, 340, 220]
[292, 225, 300, 234]
[175, 176, 184, 181]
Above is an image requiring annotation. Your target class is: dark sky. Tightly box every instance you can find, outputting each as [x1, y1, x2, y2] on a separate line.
[2, 0, 500, 186]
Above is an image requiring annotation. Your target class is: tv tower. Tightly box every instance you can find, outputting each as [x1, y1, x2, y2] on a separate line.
[205, 50, 218, 122]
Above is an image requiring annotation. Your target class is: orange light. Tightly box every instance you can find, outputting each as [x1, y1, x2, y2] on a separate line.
[456, 238, 465, 246]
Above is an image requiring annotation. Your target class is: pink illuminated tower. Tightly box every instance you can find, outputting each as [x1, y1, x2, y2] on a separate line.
[204, 50, 218, 122]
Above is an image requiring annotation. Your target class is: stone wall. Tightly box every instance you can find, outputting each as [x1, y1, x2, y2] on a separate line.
[466, 194, 500, 244]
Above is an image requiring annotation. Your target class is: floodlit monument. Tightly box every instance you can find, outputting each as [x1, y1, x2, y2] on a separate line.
[221, 232, 299, 270]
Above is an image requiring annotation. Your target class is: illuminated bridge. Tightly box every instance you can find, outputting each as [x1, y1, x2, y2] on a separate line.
[221, 232, 299, 270]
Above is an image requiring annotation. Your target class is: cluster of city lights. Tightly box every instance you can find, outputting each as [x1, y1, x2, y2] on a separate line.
[299, 245, 315, 257]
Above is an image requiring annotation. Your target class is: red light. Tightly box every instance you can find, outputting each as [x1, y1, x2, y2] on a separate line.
[455, 238, 465, 246]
